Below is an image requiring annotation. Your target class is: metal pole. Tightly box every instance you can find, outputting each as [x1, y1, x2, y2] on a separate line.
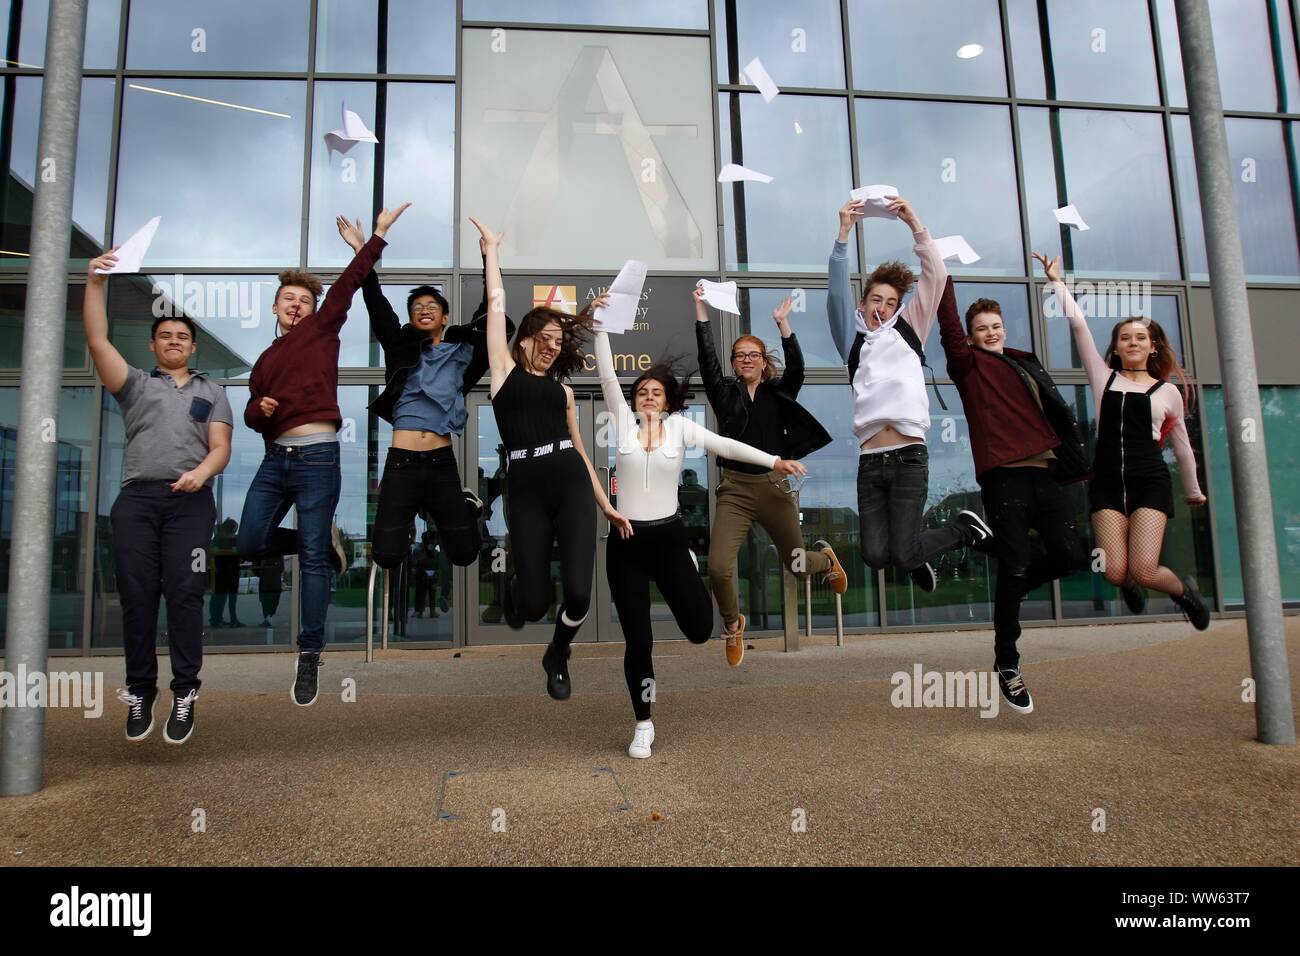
[804, 574, 812, 640]
[0, 0, 90, 796]
[1176, 0, 1295, 745]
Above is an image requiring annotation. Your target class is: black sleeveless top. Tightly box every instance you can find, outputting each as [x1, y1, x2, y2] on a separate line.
[492, 365, 569, 450]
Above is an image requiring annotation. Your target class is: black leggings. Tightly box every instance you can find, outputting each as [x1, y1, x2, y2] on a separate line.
[607, 517, 713, 721]
[373, 447, 480, 570]
[505, 449, 596, 626]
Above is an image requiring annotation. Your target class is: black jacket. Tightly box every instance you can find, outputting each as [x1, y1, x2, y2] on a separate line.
[694, 320, 832, 462]
[365, 271, 514, 425]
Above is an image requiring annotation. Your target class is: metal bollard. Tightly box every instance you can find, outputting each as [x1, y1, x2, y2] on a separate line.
[365, 561, 379, 663]
[804, 573, 813, 639]
[834, 591, 844, 647]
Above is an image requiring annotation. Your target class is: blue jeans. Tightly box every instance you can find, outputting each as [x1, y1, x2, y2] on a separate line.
[236, 442, 341, 652]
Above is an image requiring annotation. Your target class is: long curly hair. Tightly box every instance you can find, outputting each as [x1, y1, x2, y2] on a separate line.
[1104, 317, 1195, 413]
[511, 303, 594, 381]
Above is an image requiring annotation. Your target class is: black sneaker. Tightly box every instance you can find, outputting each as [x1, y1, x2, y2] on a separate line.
[541, 642, 572, 701]
[329, 522, 348, 576]
[908, 562, 938, 593]
[118, 687, 157, 742]
[1176, 575, 1211, 631]
[293, 651, 323, 706]
[502, 577, 525, 630]
[164, 690, 198, 745]
[956, 509, 996, 554]
[996, 666, 1034, 714]
[463, 487, 484, 518]
[1121, 579, 1147, 614]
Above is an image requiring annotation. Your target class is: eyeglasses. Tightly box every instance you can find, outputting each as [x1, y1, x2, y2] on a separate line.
[732, 351, 764, 362]
[411, 304, 443, 314]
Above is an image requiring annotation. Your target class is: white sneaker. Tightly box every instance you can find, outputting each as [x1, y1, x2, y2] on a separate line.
[628, 720, 655, 759]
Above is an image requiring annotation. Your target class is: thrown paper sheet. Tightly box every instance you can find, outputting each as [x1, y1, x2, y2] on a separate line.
[325, 102, 380, 156]
[934, 235, 982, 265]
[593, 260, 648, 334]
[96, 216, 161, 274]
[1053, 203, 1090, 231]
[696, 279, 740, 315]
[718, 163, 774, 184]
[742, 57, 780, 103]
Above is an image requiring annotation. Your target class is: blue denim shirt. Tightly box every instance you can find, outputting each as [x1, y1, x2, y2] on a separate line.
[391, 339, 473, 435]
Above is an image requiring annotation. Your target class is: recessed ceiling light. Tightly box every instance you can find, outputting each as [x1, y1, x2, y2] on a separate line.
[957, 43, 984, 59]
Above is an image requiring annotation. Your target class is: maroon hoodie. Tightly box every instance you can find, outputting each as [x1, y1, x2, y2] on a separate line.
[244, 234, 386, 444]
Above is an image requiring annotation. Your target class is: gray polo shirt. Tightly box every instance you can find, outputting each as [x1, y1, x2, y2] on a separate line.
[113, 366, 233, 486]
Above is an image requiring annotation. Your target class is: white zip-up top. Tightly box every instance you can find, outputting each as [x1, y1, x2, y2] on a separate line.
[595, 331, 777, 522]
[827, 230, 947, 445]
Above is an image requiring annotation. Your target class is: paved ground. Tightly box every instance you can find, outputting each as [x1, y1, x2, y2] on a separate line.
[1, 618, 1297, 866]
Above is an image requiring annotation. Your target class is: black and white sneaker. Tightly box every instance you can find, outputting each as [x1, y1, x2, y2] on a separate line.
[956, 509, 996, 554]
[1175, 575, 1211, 631]
[463, 487, 484, 518]
[118, 687, 157, 742]
[908, 562, 938, 593]
[293, 651, 323, 706]
[996, 666, 1034, 714]
[1121, 579, 1147, 614]
[329, 522, 348, 576]
[541, 642, 572, 701]
[164, 690, 198, 745]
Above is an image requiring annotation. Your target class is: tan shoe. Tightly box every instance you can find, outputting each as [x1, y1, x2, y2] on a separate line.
[725, 613, 746, 667]
[815, 539, 848, 595]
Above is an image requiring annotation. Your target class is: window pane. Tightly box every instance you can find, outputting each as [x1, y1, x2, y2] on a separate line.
[1203, 386, 1300, 605]
[739, 287, 840, 369]
[715, 0, 844, 89]
[929, 283, 1032, 381]
[324, 387, 379, 645]
[856, 99, 1023, 277]
[1044, 286, 1184, 371]
[116, 80, 305, 267]
[1059, 384, 1217, 617]
[0, 283, 90, 369]
[374, 83, 455, 268]
[2, 0, 122, 69]
[1157, 0, 1300, 111]
[315, 0, 456, 75]
[308, 81, 376, 268]
[463, 0, 707, 29]
[1020, 107, 1180, 279]
[3, 77, 114, 262]
[848, 0, 1006, 96]
[720, 92, 854, 272]
[883, 386, 1048, 626]
[1171, 115, 1300, 283]
[1008, 0, 1160, 105]
[126, 0, 310, 71]
[0, 387, 93, 651]
[460, 29, 717, 271]
[757, 384, 879, 631]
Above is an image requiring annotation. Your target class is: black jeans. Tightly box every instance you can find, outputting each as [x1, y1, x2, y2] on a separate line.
[857, 444, 965, 571]
[373, 447, 480, 570]
[980, 466, 1086, 669]
[110, 481, 216, 694]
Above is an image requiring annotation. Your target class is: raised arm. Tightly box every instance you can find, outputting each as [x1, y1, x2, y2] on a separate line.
[1034, 252, 1107, 394]
[891, 198, 947, 344]
[338, 214, 403, 352]
[316, 204, 407, 332]
[935, 275, 972, 376]
[693, 288, 729, 412]
[83, 250, 130, 394]
[828, 199, 865, 363]
[469, 217, 514, 395]
[771, 296, 804, 398]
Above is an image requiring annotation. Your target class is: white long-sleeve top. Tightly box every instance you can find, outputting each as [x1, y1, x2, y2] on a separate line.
[1047, 280, 1202, 498]
[595, 331, 777, 521]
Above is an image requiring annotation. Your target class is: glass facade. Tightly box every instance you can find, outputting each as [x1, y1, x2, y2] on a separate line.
[5, 0, 1299, 652]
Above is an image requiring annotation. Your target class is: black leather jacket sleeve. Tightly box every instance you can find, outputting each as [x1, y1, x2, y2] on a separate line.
[695, 319, 731, 418]
[774, 333, 804, 399]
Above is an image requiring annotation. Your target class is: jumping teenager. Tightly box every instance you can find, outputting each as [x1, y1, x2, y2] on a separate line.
[594, 300, 806, 758]
[1035, 252, 1210, 629]
[828, 197, 993, 591]
[237, 202, 410, 707]
[695, 288, 847, 666]
[85, 248, 233, 744]
[337, 218, 515, 583]
[470, 216, 631, 701]
[937, 276, 1090, 713]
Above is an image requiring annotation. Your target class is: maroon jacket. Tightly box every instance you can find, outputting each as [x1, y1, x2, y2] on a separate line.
[936, 277, 1089, 484]
[244, 234, 387, 444]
